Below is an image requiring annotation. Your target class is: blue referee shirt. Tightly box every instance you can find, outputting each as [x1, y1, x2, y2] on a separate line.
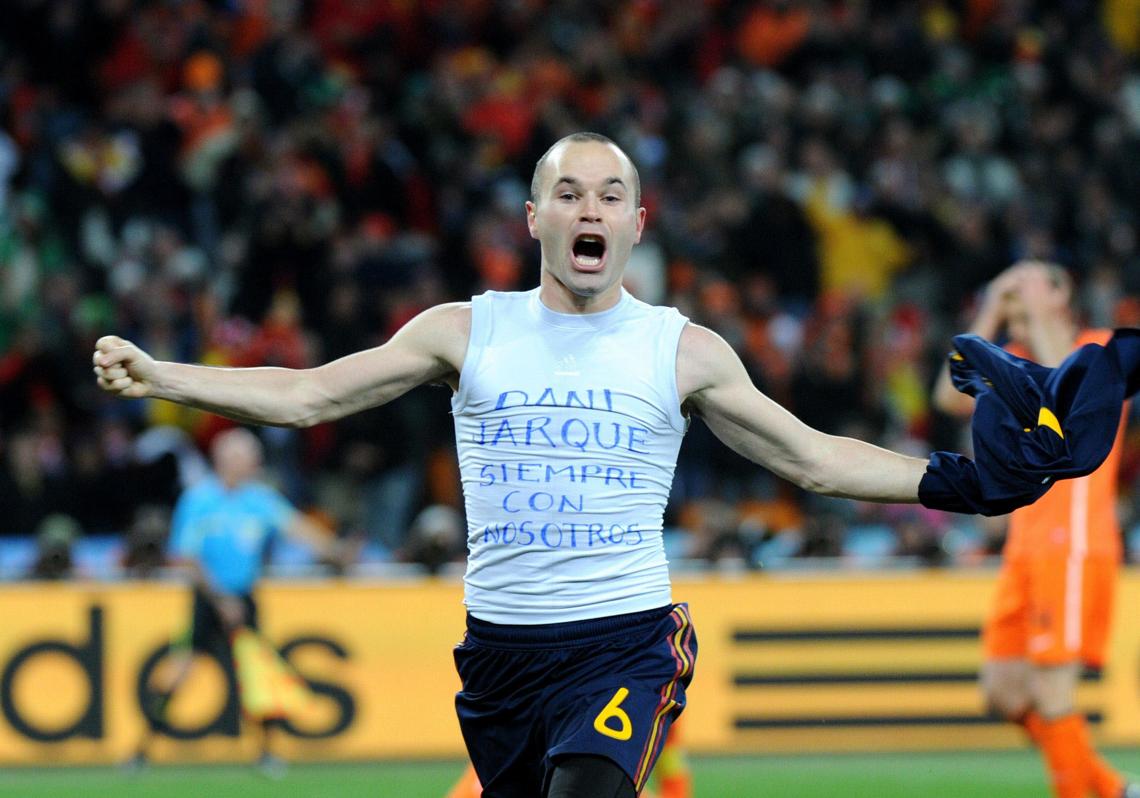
[169, 475, 296, 595]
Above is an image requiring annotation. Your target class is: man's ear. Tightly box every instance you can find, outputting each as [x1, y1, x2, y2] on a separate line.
[526, 201, 539, 239]
[634, 206, 647, 244]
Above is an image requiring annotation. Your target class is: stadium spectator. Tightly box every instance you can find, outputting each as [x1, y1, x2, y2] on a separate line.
[28, 513, 80, 580]
[121, 503, 169, 579]
[401, 503, 466, 575]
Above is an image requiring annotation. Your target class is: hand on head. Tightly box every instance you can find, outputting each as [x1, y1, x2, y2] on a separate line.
[1012, 260, 1068, 309]
[987, 263, 1029, 300]
[980, 261, 1070, 327]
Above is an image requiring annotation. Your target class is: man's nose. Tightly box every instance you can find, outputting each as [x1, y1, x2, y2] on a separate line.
[579, 195, 602, 221]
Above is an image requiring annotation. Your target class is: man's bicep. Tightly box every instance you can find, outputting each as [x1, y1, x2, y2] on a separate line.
[695, 377, 821, 472]
[680, 325, 819, 475]
[310, 303, 470, 417]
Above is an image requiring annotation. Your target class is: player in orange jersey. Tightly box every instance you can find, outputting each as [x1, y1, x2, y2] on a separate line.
[935, 261, 1137, 798]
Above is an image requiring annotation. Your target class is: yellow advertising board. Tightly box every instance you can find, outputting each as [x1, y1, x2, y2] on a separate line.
[3, 570, 1140, 764]
[677, 570, 1140, 754]
[0, 579, 468, 765]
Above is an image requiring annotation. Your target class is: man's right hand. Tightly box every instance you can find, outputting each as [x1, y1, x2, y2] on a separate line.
[93, 335, 158, 399]
[974, 264, 1027, 327]
[214, 594, 246, 631]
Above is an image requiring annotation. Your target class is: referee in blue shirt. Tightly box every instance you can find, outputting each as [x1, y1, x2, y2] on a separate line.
[128, 427, 344, 776]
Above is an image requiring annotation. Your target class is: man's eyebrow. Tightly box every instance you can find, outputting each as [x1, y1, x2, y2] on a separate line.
[552, 176, 628, 192]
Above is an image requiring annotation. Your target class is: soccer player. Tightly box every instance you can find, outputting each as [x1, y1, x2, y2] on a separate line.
[94, 133, 1101, 798]
[128, 427, 345, 776]
[934, 261, 1137, 798]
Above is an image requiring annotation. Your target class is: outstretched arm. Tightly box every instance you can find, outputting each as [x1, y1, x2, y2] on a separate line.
[94, 302, 471, 427]
[678, 323, 925, 503]
[283, 511, 360, 569]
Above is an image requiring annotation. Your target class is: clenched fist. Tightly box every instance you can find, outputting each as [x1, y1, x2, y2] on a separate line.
[92, 336, 157, 398]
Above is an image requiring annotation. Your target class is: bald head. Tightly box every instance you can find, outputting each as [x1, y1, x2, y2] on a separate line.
[530, 132, 641, 207]
[210, 428, 263, 488]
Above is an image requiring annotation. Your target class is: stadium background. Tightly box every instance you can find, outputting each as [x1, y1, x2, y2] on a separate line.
[5, 0, 1140, 795]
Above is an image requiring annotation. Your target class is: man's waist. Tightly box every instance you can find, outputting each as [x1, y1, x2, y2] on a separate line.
[463, 579, 673, 626]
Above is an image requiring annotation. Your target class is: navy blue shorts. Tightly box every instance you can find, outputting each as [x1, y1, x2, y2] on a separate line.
[187, 589, 257, 655]
[454, 603, 697, 798]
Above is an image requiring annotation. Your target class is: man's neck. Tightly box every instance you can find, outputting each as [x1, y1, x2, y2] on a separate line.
[538, 275, 622, 315]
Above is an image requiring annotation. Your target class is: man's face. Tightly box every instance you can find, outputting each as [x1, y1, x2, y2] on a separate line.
[1002, 265, 1070, 345]
[213, 432, 262, 486]
[526, 141, 646, 305]
[1002, 290, 1032, 344]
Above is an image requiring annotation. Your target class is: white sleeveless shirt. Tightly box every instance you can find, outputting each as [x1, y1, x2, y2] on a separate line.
[451, 288, 689, 624]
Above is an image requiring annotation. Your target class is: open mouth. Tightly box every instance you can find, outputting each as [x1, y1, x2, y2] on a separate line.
[572, 234, 607, 270]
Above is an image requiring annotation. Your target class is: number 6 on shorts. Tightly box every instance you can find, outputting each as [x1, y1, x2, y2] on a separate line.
[593, 687, 633, 740]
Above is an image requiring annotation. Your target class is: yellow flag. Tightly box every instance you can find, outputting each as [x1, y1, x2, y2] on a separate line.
[231, 627, 316, 721]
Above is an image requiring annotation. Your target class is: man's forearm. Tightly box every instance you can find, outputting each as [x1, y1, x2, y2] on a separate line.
[809, 435, 927, 503]
[934, 298, 1005, 416]
[153, 361, 321, 427]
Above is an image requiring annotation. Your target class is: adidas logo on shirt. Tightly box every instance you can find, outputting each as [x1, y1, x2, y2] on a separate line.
[554, 355, 580, 377]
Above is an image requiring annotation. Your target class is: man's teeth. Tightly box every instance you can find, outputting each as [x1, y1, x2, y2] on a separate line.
[577, 254, 601, 266]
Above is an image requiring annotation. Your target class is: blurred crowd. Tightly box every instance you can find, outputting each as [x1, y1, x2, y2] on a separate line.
[4, 0, 1140, 578]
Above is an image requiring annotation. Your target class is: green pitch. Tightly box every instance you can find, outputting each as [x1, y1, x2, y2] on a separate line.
[3, 749, 1139, 797]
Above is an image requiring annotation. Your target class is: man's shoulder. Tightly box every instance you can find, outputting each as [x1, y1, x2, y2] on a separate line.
[399, 301, 473, 348]
[174, 477, 224, 521]
[235, 480, 288, 503]
[418, 300, 474, 325]
[1078, 328, 1113, 347]
[676, 321, 722, 358]
[182, 475, 223, 500]
[473, 288, 535, 302]
[468, 288, 534, 316]
[627, 294, 686, 320]
[675, 322, 742, 401]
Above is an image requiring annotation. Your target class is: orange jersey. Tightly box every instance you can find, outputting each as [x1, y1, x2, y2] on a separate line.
[984, 330, 1126, 665]
[1004, 329, 1126, 561]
